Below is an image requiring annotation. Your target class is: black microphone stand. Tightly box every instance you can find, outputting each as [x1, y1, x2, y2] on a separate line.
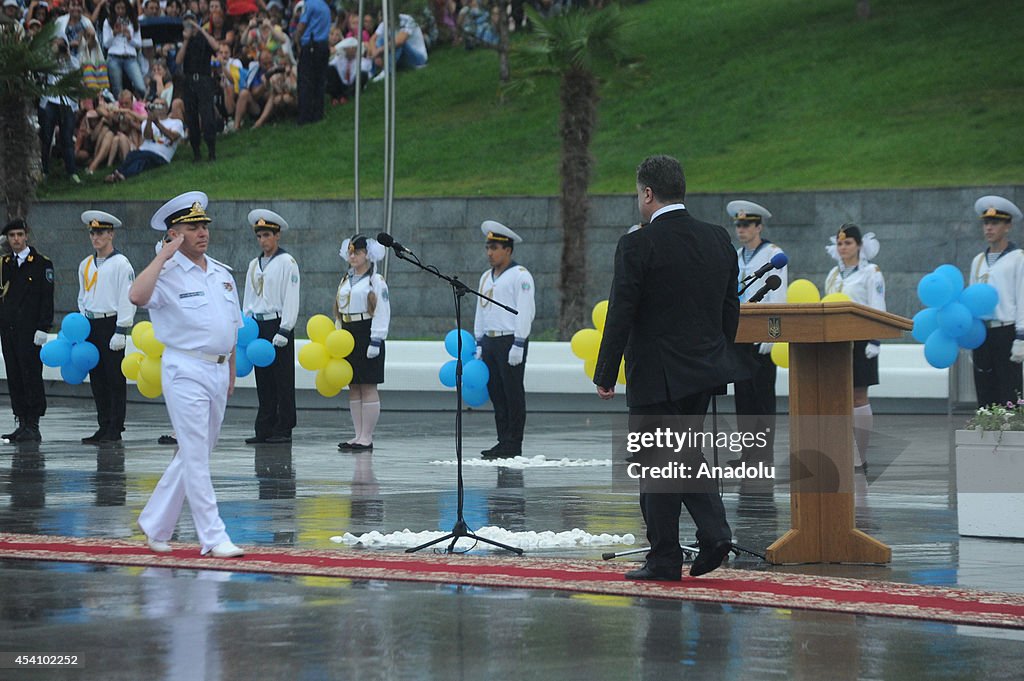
[390, 248, 523, 555]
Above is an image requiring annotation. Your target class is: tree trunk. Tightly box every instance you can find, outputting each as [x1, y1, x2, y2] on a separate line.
[497, 3, 510, 82]
[856, 1, 871, 20]
[0, 97, 37, 223]
[557, 68, 598, 339]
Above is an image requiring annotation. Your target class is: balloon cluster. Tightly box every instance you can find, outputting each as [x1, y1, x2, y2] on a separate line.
[768, 280, 852, 369]
[913, 264, 997, 369]
[40, 313, 100, 385]
[234, 317, 277, 377]
[298, 314, 355, 397]
[120, 321, 165, 398]
[438, 329, 490, 407]
[569, 301, 625, 384]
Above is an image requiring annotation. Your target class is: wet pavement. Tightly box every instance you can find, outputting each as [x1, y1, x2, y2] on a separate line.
[1, 397, 1023, 680]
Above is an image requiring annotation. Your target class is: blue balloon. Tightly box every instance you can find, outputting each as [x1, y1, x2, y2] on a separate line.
[934, 264, 964, 295]
[923, 329, 959, 369]
[444, 329, 476, 362]
[439, 359, 457, 388]
[957, 318, 987, 350]
[936, 302, 973, 338]
[61, 312, 91, 343]
[911, 308, 939, 343]
[917, 273, 956, 309]
[40, 338, 73, 368]
[959, 283, 999, 319]
[238, 317, 259, 347]
[235, 350, 254, 377]
[246, 338, 276, 367]
[71, 341, 100, 372]
[463, 385, 490, 407]
[61, 364, 88, 385]
[463, 359, 490, 390]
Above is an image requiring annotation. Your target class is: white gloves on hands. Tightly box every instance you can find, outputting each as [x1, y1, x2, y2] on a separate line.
[508, 344, 524, 366]
[757, 342, 773, 355]
[109, 333, 127, 351]
[367, 340, 381, 359]
[1011, 340, 1024, 364]
[272, 333, 289, 348]
[33, 330, 48, 347]
[865, 343, 880, 360]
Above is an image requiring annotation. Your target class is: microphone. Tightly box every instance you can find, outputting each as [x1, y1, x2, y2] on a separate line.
[748, 274, 782, 304]
[376, 232, 415, 257]
[741, 252, 789, 283]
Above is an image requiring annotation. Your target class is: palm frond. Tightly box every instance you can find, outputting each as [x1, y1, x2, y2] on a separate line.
[0, 23, 89, 101]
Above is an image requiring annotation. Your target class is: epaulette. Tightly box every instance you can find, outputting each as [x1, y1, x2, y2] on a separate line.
[207, 256, 233, 272]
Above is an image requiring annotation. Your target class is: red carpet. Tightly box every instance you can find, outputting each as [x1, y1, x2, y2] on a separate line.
[2, 532, 1023, 629]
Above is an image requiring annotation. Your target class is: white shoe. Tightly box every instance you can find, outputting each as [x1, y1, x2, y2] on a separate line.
[372, 71, 387, 83]
[208, 540, 244, 558]
[146, 536, 172, 553]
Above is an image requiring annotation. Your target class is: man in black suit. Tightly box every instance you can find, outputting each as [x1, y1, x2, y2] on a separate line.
[594, 155, 747, 581]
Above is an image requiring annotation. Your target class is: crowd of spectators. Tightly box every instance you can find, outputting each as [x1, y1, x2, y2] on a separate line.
[2, 0, 598, 185]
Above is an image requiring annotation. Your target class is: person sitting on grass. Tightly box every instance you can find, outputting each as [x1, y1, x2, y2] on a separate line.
[104, 98, 183, 183]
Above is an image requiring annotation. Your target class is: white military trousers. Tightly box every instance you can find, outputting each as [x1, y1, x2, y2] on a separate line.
[138, 349, 231, 553]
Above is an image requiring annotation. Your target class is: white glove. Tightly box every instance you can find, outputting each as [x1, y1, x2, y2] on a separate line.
[367, 340, 381, 359]
[865, 342, 880, 360]
[109, 333, 127, 351]
[33, 330, 49, 347]
[508, 344, 524, 366]
[474, 344, 482, 361]
[757, 342, 773, 355]
[1012, 340, 1024, 364]
[272, 333, 289, 347]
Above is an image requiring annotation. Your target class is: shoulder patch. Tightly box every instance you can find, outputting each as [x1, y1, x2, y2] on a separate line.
[45, 268, 54, 283]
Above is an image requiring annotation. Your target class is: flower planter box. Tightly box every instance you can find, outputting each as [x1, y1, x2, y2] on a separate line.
[955, 430, 1024, 539]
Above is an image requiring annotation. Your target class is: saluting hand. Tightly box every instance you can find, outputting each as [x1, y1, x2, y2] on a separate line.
[159, 234, 184, 260]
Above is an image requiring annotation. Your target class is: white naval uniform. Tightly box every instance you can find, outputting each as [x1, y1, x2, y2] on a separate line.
[738, 241, 788, 304]
[137, 251, 244, 553]
[969, 246, 1024, 330]
[243, 249, 301, 331]
[473, 264, 536, 341]
[335, 271, 391, 340]
[825, 261, 886, 311]
[76, 250, 136, 329]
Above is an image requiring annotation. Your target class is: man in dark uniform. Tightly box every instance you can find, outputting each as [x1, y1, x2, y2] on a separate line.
[176, 14, 219, 162]
[0, 219, 55, 443]
[594, 155, 747, 581]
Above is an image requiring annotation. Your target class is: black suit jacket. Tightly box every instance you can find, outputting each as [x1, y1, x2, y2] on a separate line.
[593, 208, 747, 407]
[0, 247, 55, 333]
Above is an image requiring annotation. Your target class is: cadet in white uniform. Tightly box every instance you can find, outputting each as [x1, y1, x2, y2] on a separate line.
[130, 191, 244, 558]
[824, 223, 885, 471]
[968, 195, 1024, 408]
[242, 209, 300, 444]
[729, 200, 787, 466]
[334, 234, 390, 451]
[473, 220, 536, 458]
[77, 210, 136, 445]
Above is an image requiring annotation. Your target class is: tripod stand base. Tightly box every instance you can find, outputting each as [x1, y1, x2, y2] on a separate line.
[405, 520, 524, 555]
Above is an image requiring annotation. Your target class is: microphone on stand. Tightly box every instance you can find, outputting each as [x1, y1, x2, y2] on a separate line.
[748, 274, 782, 303]
[741, 252, 789, 283]
[376, 232, 416, 257]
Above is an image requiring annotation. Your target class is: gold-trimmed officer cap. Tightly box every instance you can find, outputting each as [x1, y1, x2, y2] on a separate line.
[150, 191, 212, 231]
[81, 210, 122, 231]
[726, 200, 772, 225]
[247, 208, 289, 233]
[480, 219, 522, 244]
[974, 195, 1023, 223]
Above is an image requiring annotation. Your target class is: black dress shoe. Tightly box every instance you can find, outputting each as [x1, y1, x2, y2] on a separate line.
[82, 429, 105, 445]
[245, 436, 268, 444]
[158, 435, 177, 445]
[265, 435, 291, 444]
[14, 426, 41, 443]
[3, 423, 24, 441]
[481, 443, 519, 459]
[347, 442, 373, 451]
[689, 539, 732, 577]
[625, 564, 681, 582]
[338, 441, 355, 450]
[98, 432, 122, 443]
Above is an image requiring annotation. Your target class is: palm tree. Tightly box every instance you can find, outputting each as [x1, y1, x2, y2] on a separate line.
[0, 23, 87, 222]
[520, 4, 630, 338]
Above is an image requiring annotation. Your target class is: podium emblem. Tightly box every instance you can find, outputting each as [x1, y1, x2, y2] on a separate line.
[767, 317, 782, 339]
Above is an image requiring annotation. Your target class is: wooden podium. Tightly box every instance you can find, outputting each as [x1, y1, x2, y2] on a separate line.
[736, 302, 912, 564]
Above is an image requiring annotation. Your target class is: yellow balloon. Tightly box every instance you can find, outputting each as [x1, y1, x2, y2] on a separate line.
[137, 328, 165, 357]
[583, 358, 597, 379]
[787, 279, 821, 304]
[770, 342, 790, 369]
[298, 341, 330, 371]
[324, 358, 354, 389]
[617, 358, 626, 385]
[591, 300, 609, 332]
[137, 374, 162, 399]
[315, 368, 343, 397]
[325, 329, 356, 359]
[570, 328, 602, 360]
[139, 356, 162, 387]
[131, 321, 153, 349]
[821, 292, 852, 303]
[121, 352, 144, 380]
[306, 314, 336, 344]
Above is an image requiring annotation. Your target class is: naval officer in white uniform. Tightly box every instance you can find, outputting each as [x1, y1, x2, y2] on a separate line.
[473, 220, 535, 459]
[242, 209, 300, 444]
[130, 191, 245, 558]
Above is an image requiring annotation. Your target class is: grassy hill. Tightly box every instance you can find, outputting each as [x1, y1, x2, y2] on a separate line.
[40, 0, 1024, 201]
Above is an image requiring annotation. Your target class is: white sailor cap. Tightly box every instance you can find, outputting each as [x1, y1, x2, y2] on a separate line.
[81, 210, 122, 230]
[337, 36, 358, 52]
[726, 200, 772, 225]
[481, 220, 522, 244]
[150, 191, 212, 231]
[247, 208, 289, 233]
[975, 195, 1022, 223]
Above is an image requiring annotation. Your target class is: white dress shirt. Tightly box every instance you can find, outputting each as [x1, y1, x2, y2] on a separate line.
[242, 249, 300, 332]
[77, 250, 136, 330]
[473, 263, 536, 342]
